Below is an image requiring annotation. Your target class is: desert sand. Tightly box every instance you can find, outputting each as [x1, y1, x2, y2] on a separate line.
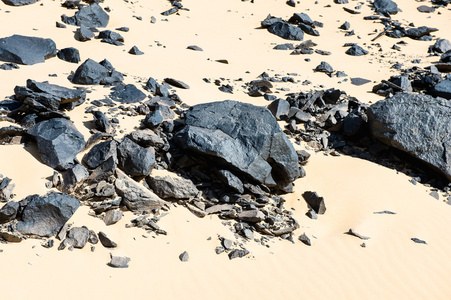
[0, 0, 450, 299]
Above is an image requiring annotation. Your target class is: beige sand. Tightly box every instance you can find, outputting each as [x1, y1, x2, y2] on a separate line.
[0, 0, 450, 299]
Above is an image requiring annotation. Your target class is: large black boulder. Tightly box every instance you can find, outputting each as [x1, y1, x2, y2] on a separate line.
[16, 192, 80, 237]
[83, 140, 117, 169]
[71, 59, 123, 85]
[109, 84, 146, 103]
[268, 22, 304, 41]
[61, 3, 109, 28]
[373, 0, 399, 15]
[173, 100, 300, 190]
[27, 118, 86, 170]
[431, 80, 451, 99]
[368, 93, 451, 181]
[57, 47, 81, 63]
[2, 0, 39, 6]
[117, 137, 155, 177]
[0, 35, 56, 65]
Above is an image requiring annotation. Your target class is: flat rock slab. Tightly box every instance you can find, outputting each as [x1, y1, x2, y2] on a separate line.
[16, 192, 80, 237]
[108, 254, 130, 268]
[27, 118, 86, 170]
[2, 0, 39, 6]
[109, 84, 146, 103]
[146, 172, 199, 199]
[0, 35, 56, 65]
[368, 93, 451, 181]
[61, 3, 109, 28]
[173, 100, 299, 190]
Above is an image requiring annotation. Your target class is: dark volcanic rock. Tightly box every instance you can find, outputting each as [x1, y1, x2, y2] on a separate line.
[431, 80, 451, 99]
[76, 25, 95, 41]
[373, 0, 399, 15]
[57, 47, 80, 63]
[289, 13, 313, 25]
[228, 249, 249, 260]
[217, 169, 244, 193]
[117, 137, 155, 177]
[268, 22, 304, 41]
[98, 30, 124, 42]
[0, 35, 56, 65]
[314, 61, 334, 73]
[27, 118, 86, 170]
[173, 100, 300, 190]
[61, 3, 109, 28]
[441, 50, 451, 63]
[65, 226, 90, 248]
[128, 46, 144, 55]
[429, 39, 451, 54]
[59, 163, 89, 193]
[345, 45, 368, 56]
[71, 59, 123, 85]
[16, 192, 80, 237]
[302, 191, 326, 214]
[109, 84, 146, 103]
[298, 23, 320, 36]
[98, 231, 117, 248]
[83, 140, 117, 169]
[2, 0, 39, 5]
[0, 201, 19, 224]
[267, 99, 290, 120]
[147, 173, 199, 199]
[164, 78, 190, 89]
[368, 93, 451, 181]
[406, 26, 438, 39]
[93, 110, 112, 133]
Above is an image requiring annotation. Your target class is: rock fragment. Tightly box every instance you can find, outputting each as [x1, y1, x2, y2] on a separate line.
[302, 191, 326, 214]
[0, 35, 56, 65]
[108, 254, 130, 268]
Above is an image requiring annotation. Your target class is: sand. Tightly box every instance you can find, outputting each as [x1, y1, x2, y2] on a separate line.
[0, 0, 450, 299]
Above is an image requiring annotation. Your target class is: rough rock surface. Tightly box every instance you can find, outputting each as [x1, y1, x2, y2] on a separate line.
[117, 137, 155, 177]
[373, 0, 399, 15]
[268, 22, 304, 41]
[71, 59, 123, 85]
[27, 118, 86, 170]
[368, 93, 451, 181]
[61, 3, 109, 28]
[16, 192, 80, 237]
[173, 100, 299, 189]
[2, 0, 39, 5]
[0, 35, 56, 65]
[146, 172, 199, 199]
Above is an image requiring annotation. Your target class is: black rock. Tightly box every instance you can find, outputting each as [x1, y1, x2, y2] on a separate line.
[87, 156, 117, 183]
[302, 191, 326, 214]
[267, 99, 290, 120]
[61, 3, 109, 28]
[117, 137, 155, 177]
[93, 110, 112, 133]
[187, 45, 203, 51]
[334, 0, 348, 3]
[98, 30, 124, 42]
[108, 254, 130, 268]
[342, 113, 365, 136]
[103, 210, 122, 225]
[368, 93, 451, 181]
[58, 163, 89, 193]
[228, 249, 249, 260]
[57, 47, 80, 63]
[340, 21, 350, 30]
[56, 22, 67, 28]
[146, 173, 198, 199]
[406, 26, 438, 40]
[429, 39, 451, 54]
[76, 25, 95, 41]
[100, 38, 124, 46]
[173, 100, 300, 190]
[161, 7, 178, 16]
[261, 15, 283, 28]
[129, 46, 144, 55]
[217, 169, 244, 193]
[179, 251, 189, 262]
[143, 110, 164, 128]
[343, 7, 361, 14]
[268, 22, 304, 41]
[0, 62, 19, 70]
[65, 226, 90, 248]
[98, 231, 117, 248]
[417, 5, 435, 13]
[411, 238, 427, 244]
[286, 0, 296, 7]
[16, 192, 80, 237]
[314, 61, 333, 73]
[373, 0, 399, 15]
[298, 23, 320, 36]
[109, 84, 146, 103]
[0, 201, 19, 224]
[0, 35, 56, 65]
[2, 0, 39, 5]
[72, 59, 123, 85]
[345, 45, 368, 56]
[299, 233, 311, 246]
[431, 79, 451, 99]
[346, 228, 370, 240]
[273, 43, 295, 50]
[27, 118, 86, 170]
[441, 50, 451, 63]
[83, 140, 117, 169]
[351, 77, 371, 86]
[289, 13, 313, 25]
[116, 27, 129, 32]
[164, 78, 190, 89]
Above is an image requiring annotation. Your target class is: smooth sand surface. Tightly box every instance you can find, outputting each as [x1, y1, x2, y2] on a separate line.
[0, 0, 450, 299]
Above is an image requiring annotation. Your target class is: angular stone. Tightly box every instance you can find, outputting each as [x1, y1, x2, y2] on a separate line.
[314, 61, 333, 73]
[108, 254, 130, 268]
[164, 78, 190, 89]
[0, 35, 56, 65]
[2, 0, 39, 5]
[268, 22, 304, 41]
[83, 140, 117, 169]
[72, 59, 123, 85]
[93, 110, 112, 133]
[299, 233, 311, 246]
[267, 99, 290, 120]
[431, 79, 451, 99]
[59, 163, 89, 193]
[228, 249, 249, 260]
[217, 169, 244, 194]
[368, 93, 451, 181]
[373, 0, 399, 15]
[302, 191, 326, 214]
[98, 231, 117, 248]
[237, 210, 265, 223]
[179, 251, 189, 262]
[0, 201, 19, 224]
[345, 45, 368, 56]
[98, 30, 124, 42]
[109, 84, 146, 104]
[128, 46, 144, 55]
[65, 226, 90, 248]
[406, 26, 438, 39]
[430, 39, 451, 54]
[103, 209, 122, 226]
[115, 169, 168, 212]
[16, 192, 80, 237]
[289, 13, 313, 25]
[117, 137, 155, 177]
[27, 118, 86, 170]
[146, 172, 198, 199]
[173, 100, 299, 189]
[61, 3, 109, 28]
[76, 25, 95, 41]
[57, 47, 81, 63]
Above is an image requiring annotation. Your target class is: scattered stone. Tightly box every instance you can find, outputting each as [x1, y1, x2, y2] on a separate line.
[431, 80, 451, 99]
[83, 140, 117, 169]
[217, 169, 244, 194]
[103, 210, 123, 225]
[429, 39, 451, 54]
[0, 35, 56, 65]
[306, 209, 317, 219]
[314, 61, 334, 73]
[109, 84, 146, 103]
[93, 110, 113, 133]
[350, 77, 371, 86]
[108, 253, 130, 268]
[58, 164, 89, 193]
[164, 78, 190, 89]
[411, 238, 427, 245]
[228, 249, 249, 260]
[340, 21, 350, 30]
[179, 251, 189, 262]
[417, 5, 435, 13]
[2, 0, 39, 6]
[61, 3, 109, 28]
[76, 25, 95, 41]
[129, 46, 144, 55]
[268, 22, 304, 41]
[98, 30, 124, 43]
[187, 45, 203, 51]
[0, 63, 19, 70]
[429, 191, 440, 200]
[299, 233, 311, 246]
[302, 191, 326, 214]
[373, 0, 399, 15]
[16, 192, 80, 237]
[345, 45, 368, 56]
[373, 210, 396, 214]
[64, 226, 90, 248]
[146, 172, 198, 199]
[406, 26, 438, 40]
[98, 231, 117, 248]
[117, 137, 155, 177]
[346, 228, 370, 240]
[57, 47, 80, 63]
[27, 118, 86, 170]
[368, 93, 451, 181]
[71, 58, 123, 85]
